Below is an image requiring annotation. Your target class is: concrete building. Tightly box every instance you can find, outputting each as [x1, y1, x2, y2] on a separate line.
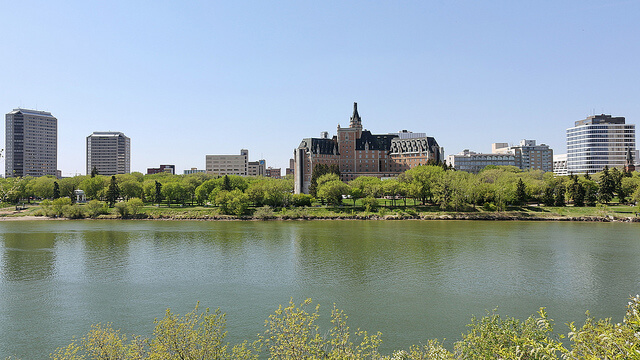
[294, 103, 444, 194]
[447, 149, 516, 174]
[553, 154, 568, 176]
[86, 132, 131, 176]
[285, 158, 295, 176]
[5, 108, 57, 177]
[206, 149, 249, 176]
[248, 159, 266, 176]
[566, 114, 636, 174]
[492, 140, 553, 172]
[147, 164, 175, 175]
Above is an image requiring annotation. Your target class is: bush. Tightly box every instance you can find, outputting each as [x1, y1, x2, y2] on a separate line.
[84, 200, 109, 218]
[62, 204, 84, 219]
[292, 193, 313, 207]
[127, 198, 144, 217]
[253, 205, 275, 220]
[114, 202, 130, 218]
[361, 196, 379, 212]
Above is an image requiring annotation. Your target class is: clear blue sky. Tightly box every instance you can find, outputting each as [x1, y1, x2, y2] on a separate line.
[2, 0, 639, 176]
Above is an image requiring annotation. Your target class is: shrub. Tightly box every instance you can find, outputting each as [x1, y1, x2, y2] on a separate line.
[292, 193, 313, 207]
[114, 202, 130, 218]
[361, 196, 379, 212]
[253, 205, 275, 220]
[84, 200, 109, 218]
[127, 198, 144, 217]
[62, 204, 84, 219]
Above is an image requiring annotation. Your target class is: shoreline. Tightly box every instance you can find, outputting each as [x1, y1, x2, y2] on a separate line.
[1, 213, 639, 222]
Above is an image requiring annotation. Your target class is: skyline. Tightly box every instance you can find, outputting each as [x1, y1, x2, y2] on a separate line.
[2, 1, 639, 176]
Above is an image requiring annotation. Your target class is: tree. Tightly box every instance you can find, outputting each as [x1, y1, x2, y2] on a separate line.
[127, 198, 144, 217]
[554, 184, 566, 207]
[90, 166, 99, 178]
[542, 186, 555, 207]
[119, 180, 143, 200]
[106, 176, 120, 207]
[155, 180, 163, 203]
[598, 166, 615, 204]
[515, 178, 527, 205]
[309, 164, 340, 197]
[402, 165, 444, 204]
[316, 179, 349, 205]
[52, 181, 60, 200]
[215, 189, 250, 215]
[80, 176, 107, 200]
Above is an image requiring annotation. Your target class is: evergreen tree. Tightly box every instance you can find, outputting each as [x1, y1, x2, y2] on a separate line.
[598, 166, 615, 204]
[542, 186, 555, 206]
[515, 178, 527, 205]
[52, 181, 60, 200]
[554, 185, 566, 207]
[155, 181, 163, 203]
[584, 172, 591, 180]
[106, 176, 120, 207]
[572, 178, 585, 207]
[223, 175, 232, 191]
[91, 166, 99, 178]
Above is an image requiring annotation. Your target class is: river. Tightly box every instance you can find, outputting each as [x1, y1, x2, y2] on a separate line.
[1, 220, 639, 358]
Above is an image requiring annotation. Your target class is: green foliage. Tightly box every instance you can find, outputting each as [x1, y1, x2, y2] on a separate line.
[85, 200, 109, 218]
[127, 198, 144, 217]
[49, 197, 73, 217]
[80, 176, 107, 200]
[309, 164, 341, 197]
[515, 178, 527, 205]
[317, 178, 349, 205]
[53, 181, 60, 200]
[253, 205, 276, 220]
[215, 189, 250, 215]
[292, 193, 313, 207]
[597, 166, 615, 204]
[361, 196, 379, 212]
[51, 296, 640, 360]
[114, 202, 130, 218]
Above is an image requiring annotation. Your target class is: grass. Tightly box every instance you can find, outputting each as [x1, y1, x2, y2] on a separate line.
[2, 201, 639, 221]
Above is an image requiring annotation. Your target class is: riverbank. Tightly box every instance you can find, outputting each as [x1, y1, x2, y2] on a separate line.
[2, 203, 639, 222]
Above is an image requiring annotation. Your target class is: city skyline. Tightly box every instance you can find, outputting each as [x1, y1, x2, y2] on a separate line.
[1, 1, 639, 176]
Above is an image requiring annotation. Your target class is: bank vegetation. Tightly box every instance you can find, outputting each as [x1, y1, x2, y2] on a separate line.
[1, 165, 640, 221]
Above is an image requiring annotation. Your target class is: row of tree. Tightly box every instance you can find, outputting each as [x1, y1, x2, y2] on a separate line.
[2, 165, 640, 213]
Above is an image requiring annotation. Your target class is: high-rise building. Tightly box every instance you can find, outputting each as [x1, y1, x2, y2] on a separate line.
[566, 114, 636, 174]
[86, 132, 131, 176]
[5, 108, 57, 177]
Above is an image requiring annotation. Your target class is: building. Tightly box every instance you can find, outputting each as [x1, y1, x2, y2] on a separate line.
[566, 114, 636, 174]
[265, 167, 281, 179]
[492, 140, 553, 172]
[553, 154, 568, 176]
[248, 159, 266, 176]
[294, 103, 444, 194]
[447, 149, 516, 174]
[184, 168, 206, 175]
[5, 108, 57, 177]
[206, 149, 249, 176]
[86, 132, 131, 176]
[285, 158, 295, 176]
[147, 164, 175, 175]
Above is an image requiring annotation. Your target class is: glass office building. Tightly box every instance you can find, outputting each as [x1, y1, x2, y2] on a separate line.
[566, 114, 635, 174]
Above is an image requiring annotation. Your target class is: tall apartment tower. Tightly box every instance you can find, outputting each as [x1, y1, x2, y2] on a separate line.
[566, 114, 636, 174]
[86, 132, 131, 176]
[5, 108, 57, 178]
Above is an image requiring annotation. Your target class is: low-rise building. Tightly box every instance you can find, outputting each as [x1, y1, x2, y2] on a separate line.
[147, 164, 175, 175]
[248, 159, 266, 176]
[265, 167, 281, 179]
[184, 168, 206, 175]
[447, 149, 516, 174]
[553, 154, 568, 176]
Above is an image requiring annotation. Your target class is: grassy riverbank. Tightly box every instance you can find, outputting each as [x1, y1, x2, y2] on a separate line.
[2, 202, 639, 222]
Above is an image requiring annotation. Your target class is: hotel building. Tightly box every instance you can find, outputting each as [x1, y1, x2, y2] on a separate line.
[294, 103, 444, 194]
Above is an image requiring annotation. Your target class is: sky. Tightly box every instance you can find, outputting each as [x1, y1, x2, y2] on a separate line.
[1, 0, 639, 176]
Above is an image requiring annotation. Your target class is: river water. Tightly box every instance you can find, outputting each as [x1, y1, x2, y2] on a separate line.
[1, 220, 639, 358]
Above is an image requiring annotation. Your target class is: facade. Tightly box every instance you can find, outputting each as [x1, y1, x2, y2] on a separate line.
[294, 103, 444, 194]
[184, 168, 206, 175]
[147, 164, 175, 175]
[285, 158, 295, 176]
[553, 154, 569, 176]
[86, 132, 131, 176]
[492, 140, 553, 172]
[447, 149, 516, 174]
[5, 108, 57, 177]
[205, 149, 249, 176]
[566, 114, 636, 174]
[265, 167, 281, 179]
[248, 159, 266, 176]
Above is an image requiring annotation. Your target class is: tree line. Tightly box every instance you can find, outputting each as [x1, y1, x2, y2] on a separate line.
[2, 165, 640, 216]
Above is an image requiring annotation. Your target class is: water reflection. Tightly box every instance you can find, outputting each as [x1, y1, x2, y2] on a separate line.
[1, 232, 57, 281]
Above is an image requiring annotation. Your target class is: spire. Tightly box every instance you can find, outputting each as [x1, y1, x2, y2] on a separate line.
[349, 102, 362, 128]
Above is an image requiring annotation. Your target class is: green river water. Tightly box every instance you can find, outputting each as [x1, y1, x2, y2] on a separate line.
[1, 220, 639, 358]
